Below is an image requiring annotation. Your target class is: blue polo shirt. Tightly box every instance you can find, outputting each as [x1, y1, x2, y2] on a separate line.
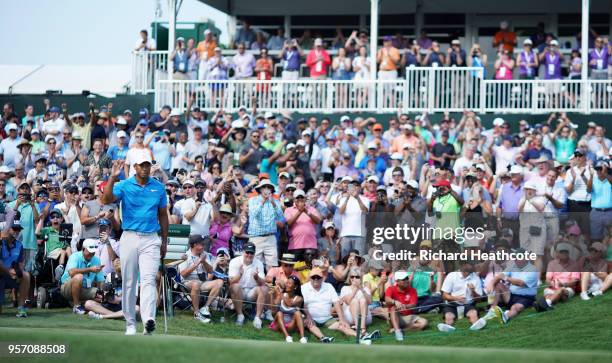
[1, 240, 24, 267]
[60, 251, 105, 286]
[112, 176, 167, 233]
[591, 177, 611, 209]
[507, 267, 539, 297]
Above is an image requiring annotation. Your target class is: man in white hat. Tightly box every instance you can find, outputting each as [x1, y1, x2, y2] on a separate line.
[0, 123, 21, 168]
[518, 180, 547, 272]
[306, 38, 330, 79]
[247, 179, 284, 268]
[538, 39, 563, 80]
[517, 38, 538, 79]
[102, 155, 169, 336]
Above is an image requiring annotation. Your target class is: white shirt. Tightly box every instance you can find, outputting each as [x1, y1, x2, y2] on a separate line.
[94, 238, 120, 275]
[135, 38, 156, 51]
[337, 195, 370, 238]
[55, 201, 83, 251]
[42, 118, 66, 144]
[302, 281, 339, 324]
[441, 271, 483, 304]
[174, 197, 212, 235]
[319, 147, 334, 174]
[452, 156, 474, 177]
[564, 166, 593, 201]
[542, 184, 567, 214]
[228, 255, 265, 289]
[179, 249, 214, 281]
[0, 136, 21, 168]
[493, 145, 519, 174]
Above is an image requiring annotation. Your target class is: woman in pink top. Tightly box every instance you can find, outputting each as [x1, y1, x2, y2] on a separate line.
[284, 190, 322, 253]
[494, 50, 515, 80]
[209, 204, 234, 254]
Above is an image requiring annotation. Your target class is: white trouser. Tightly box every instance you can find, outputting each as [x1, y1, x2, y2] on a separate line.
[120, 231, 161, 327]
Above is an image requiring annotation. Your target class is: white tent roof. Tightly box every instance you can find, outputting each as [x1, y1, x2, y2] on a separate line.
[0, 65, 130, 95]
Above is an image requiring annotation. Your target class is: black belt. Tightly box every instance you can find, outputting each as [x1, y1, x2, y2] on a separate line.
[592, 207, 612, 212]
[568, 200, 591, 204]
[255, 233, 274, 237]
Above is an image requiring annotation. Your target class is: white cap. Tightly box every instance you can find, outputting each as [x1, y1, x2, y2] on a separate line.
[31, 129, 40, 134]
[493, 117, 505, 127]
[182, 179, 194, 187]
[367, 141, 377, 149]
[394, 270, 410, 280]
[322, 221, 335, 229]
[340, 115, 351, 122]
[278, 171, 290, 179]
[133, 152, 153, 165]
[7, 123, 18, 131]
[117, 130, 128, 138]
[390, 152, 403, 160]
[296, 140, 306, 147]
[400, 123, 413, 130]
[169, 109, 181, 117]
[550, 39, 559, 46]
[367, 175, 379, 183]
[286, 143, 296, 150]
[0, 165, 12, 173]
[475, 164, 486, 170]
[344, 129, 355, 137]
[406, 179, 419, 189]
[82, 239, 99, 253]
[509, 165, 523, 175]
[523, 38, 533, 45]
[264, 111, 274, 119]
[524, 180, 538, 190]
[341, 176, 353, 182]
[293, 190, 306, 198]
[116, 116, 127, 125]
[45, 135, 55, 143]
[314, 38, 323, 46]
[209, 138, 219, 145]
[302, 129, 312, 136]
[204, 29, 211, 35]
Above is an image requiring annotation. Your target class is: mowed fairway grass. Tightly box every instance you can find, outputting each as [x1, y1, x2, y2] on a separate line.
[0, 292, 610, 363]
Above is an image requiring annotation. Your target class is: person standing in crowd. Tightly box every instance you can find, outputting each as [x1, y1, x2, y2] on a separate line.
[171, 37, 190, 80]
[517, 39, 538, 79]
[102, 156, 169, 336]
[564, 149, 593, 240]
[587, 160, 610, 242]
[306, 38, 331, 79]
[232, 43, 256, 79]
[493, 21, 517, 53]
[247, 179, 284, 268]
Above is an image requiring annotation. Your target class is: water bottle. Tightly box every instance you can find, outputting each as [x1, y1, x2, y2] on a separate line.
[219, 316, 225, 323]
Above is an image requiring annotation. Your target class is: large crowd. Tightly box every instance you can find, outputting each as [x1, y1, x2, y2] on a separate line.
[0, 95, 611, 342]
[144, 21, 612, 81]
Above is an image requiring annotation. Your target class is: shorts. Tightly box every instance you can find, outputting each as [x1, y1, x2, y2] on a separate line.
[441, 303, 477, 318]
[342, 306, 372, 326]
[314, 318, 337, 328]
[586, 273, 603, 293]
[544, 287, 575, 298]
[24, 249, 37, 273]
[60, 278, 98, 304]
[48, 247, 67, 260]
[250, 234, 278, 268]
[241, 286, 259, 302]
[368, 301, 382, 310]
[505, 294, 535, 309]
[102, 302, 122, 312]
[210, 83, 227, 92]
[0, 276, 20, 304]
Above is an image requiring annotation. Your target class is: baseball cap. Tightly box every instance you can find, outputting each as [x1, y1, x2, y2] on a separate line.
[341, 176, 353, 183]
[367, 175, 379, 183]
[314, 38, 323, 46]
[116, 116, 128, 125]
[293, 190, 306, 199]
[524, 180, 538, 190]
[117, 130, 128, 138]
[216, 247, 230, 257]
[7, 123, 18, 131]
[138, 119, 149, 126]
[406, 180, 419, 189]
[451, 39, 461, 45]
[264, 111, 275, 119]
[509, 165, 523, 174]
[182, 179, 195, 187]
[390, 152, 403, 160]
[550, 39, 559, 46]
[244, 242, 256, 254]
[589, 242, 606, 252]
[49, 106, 60, 113]
[432, 179, 451, 188]
[367, 141, 377, 149]
[523, 39, 533, 45]
[372, 123, 383, 131]
[420, 240, 433, 248]
[49, 209, 63, 218]
[278, 171, 290, 179]
[82, 239, 99, 253]
[394, 271, 410, 280]
[301, 129, 312, 136]
[322, 221, 335, 229]
[556, 242, 572, 252]
[493, 117, 505, 127]
[10, 219, 23, 230]
[309, 267, 324, 278]
[296, 140, 306, 147]
[340, 115, 351, 122]
[133, 152, 153, 165]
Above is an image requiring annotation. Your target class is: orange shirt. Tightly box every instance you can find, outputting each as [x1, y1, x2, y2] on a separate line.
[377, 47, 401, 71]
[255, 58, 272, 80]
[390, 134, 418, 153]
[493, 31, 517, 53]
[196, 40, 217, 60]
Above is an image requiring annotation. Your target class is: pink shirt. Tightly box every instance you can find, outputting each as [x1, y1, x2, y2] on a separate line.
[266, 267, 300, 286]
[545, 259, 581, 289]
[209, 220, 232, 255]
[284, 206, 319, 250]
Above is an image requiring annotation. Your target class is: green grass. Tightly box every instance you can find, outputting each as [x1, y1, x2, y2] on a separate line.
[0, 293, 611, 363]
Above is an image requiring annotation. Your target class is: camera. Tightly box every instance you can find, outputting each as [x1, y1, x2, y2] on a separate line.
[59, 223, 73, 244]
[97, 272, 120, 303]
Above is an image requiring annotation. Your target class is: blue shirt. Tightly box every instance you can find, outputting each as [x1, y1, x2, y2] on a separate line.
[591, 176, 611, 209]
[247, 195, 284, 236]
[358, 155, 387, 175]
[113, 176, 168, 233]
[8, 201, 39, 250]
[507, 266, 539, 297]
[61, 251, 105, 286]
[1, 240, 24, 267]
[107, 145, 129, 180]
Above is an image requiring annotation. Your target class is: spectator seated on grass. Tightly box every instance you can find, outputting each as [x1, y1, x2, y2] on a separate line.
[60, 239, 105, 315]
[385, 270, 428, 342]
[0, 220, 31, 317]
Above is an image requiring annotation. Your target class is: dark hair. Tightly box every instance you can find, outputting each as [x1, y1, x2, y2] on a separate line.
[141, 30, 148, 36]
[208, 161, 221, 173]
[286, 275, 303, 297]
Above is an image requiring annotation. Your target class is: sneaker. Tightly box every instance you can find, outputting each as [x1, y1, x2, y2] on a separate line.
[143, 319, 155, 335]
[362, 329, 381, 340]
[469, 318, 487, 331]
[429, 307, 440, 314]
[534, 296, 553, 312]
[236, 314, 245, 326]
[125, 325, 137, 335]
[16, 307, 27, 318]
[194, 312, 211, 324]
[264, 309, 274, 321]
[319, 336, 335, 343]
[437, 323, 456, 332]
[493, 306, 508, 325]
[483, 308, 497, 321]
[253, 316, 262, 329]
[73, 305, 86, 315]
[299, 337, 308, 344]
[54, 265, 64, 281]
[285, 336, 293, 343]
[591, 290, 603, 297]
[199, 306, 212, 318]
[359, 338, 372, 345]
[88, 311, 102, 320]
[394, 330, 404, 342]
[580, 291, 591, 301]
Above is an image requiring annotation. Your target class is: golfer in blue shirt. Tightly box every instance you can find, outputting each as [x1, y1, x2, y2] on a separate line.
[102, 153, 169, 336]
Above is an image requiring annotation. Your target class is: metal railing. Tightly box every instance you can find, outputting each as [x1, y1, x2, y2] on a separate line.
[131, 51, 169, 94]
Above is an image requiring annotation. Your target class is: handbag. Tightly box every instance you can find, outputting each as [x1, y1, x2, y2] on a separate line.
[529, 226, 542, 237]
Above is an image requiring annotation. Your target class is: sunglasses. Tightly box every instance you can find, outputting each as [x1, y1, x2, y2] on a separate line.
[136, 135, 144, 139]
[196, 160, 203, 163]
[349, 275, 361, 279]
[82, 192, 93, 196]
[183, 185, 194, 189]
[244, 251, 255, 255]
[295, 181, 305, 184]
[47, 141, 56, 145]
[594, 166, 604, 171]
[50, 215, 62, 220]
[392, 173, 403, 177]
[310, 275, 322, 280]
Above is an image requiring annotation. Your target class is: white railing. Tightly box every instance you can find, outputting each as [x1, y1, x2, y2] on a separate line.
[152, 66, 612, 114]
[131, 51, 169, 94]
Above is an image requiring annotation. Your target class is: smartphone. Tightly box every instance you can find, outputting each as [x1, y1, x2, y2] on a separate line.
[348, 184, 355, 193]
[197, 191, 204, 202]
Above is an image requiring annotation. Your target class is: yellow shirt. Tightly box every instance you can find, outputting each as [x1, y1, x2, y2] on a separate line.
[363, 273, 381, 301]
[294, 261, 311, 284]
